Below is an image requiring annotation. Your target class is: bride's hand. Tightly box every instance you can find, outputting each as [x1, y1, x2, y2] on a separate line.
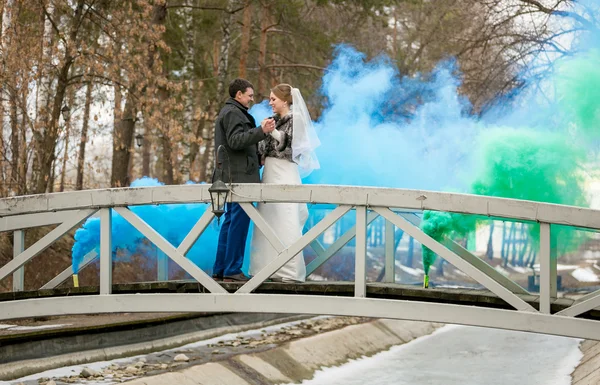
[261, 118, 275, 134]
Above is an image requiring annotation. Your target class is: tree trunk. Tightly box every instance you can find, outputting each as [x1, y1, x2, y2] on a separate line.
[34, 61, 72, 193]
[238, 0, 253, 78]
[111, 2, 167, 187]
[216, 1, 234, 97]
[142, 131, 150, 177]
[76, 81, 93, 190]
[59, 117, 70, 192]
[203, 1, 235, 182]
[189, 113, 206, 180]
[48, 157, 56, 193]
[33, 0, 84, 193]
[17, 83, 28, 195]
[161, 134, 174, 184]
[9, 88, 18, 192]
[1, 0, 14, 196]
[111, 92, 135, 187]
[257, 3, 270, 98]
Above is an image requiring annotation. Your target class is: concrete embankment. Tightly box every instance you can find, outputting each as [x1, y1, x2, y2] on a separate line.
[124, 319, 441, 385]
[0, 313, 304, 381]
[572, 340, 600, 384]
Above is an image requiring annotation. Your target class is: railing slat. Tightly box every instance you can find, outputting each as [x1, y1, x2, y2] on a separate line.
[306, 211, 379, 277]
[0, 209, 96, 282]
[441, 239, 530, 295]
[240, 202, 285, 254]
[177, 209, 215, 256]
[355, 206, 367, 297]
[12, 230, 24, 292]
[100, 208, 112, 295]
[40, 250, 97, 290]
[539, 223, 558, 314]
[557, 290, 600, 317]
[236, 205, 351, 294]
[384, 219, 395, 283]
[374, 207, 537, 313]
[114, 207, 227, 294]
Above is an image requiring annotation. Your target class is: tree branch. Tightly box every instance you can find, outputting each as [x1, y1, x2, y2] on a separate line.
[265, 63, 326, 71]
[519, 0, 598, 31]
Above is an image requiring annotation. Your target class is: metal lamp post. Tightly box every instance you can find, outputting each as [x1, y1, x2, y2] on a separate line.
[135, 133, 144, 148]
[208, 145, 230, 222]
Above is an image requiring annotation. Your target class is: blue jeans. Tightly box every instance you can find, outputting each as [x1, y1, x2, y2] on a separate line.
[213, 202, 250, 277]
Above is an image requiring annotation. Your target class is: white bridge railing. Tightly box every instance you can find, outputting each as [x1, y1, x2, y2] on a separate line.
[1, 184, 600, 340]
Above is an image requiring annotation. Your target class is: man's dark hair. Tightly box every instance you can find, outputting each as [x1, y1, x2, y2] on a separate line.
[229, 78, 254, 98]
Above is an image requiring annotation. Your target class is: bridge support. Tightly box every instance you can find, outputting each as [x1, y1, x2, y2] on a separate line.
[539, 223, 558, 314]
[384, 220, 395, 283]
[100, 208, 112, 295]
[12, 230, 24, 292]
[355, 206, 367, 297]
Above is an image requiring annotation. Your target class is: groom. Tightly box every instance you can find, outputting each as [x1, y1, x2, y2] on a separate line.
[212, 78, 275, 282]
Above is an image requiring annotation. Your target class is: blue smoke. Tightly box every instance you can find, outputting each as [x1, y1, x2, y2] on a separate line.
[304, 46, 478, 191]
[71, 177, 218, 274]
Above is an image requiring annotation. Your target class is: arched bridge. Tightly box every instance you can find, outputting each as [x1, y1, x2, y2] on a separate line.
[1, 184, 600, 340]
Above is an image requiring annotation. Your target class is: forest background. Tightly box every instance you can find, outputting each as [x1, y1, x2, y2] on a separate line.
[0, 0, 581, 195]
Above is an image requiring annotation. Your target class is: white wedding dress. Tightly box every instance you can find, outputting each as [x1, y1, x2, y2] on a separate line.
[249, 157, 308, 282]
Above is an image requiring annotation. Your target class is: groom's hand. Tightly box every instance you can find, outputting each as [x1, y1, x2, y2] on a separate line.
[261, 118, 275, 134]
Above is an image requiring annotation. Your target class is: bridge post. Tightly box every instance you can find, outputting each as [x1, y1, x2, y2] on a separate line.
[355, 206, 367, 297]
[99, 208, 112, 295]
[157, 249, 168, 281]
[12, 230, 24, 291]
[384, 220, 395, 283]
[539, 222, 557, 313]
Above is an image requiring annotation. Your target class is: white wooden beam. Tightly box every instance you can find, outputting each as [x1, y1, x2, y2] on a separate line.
[99, 208, 112, 295]
[40, 251, 98, 290]
[0, 209, 96, 282]
[177, 209, 215, 256]
[374, 207, 537, 312]
[12, 230, 24, 292]
[236, 205, 351, 294]
[2, 185, 600, 231]
[114, 207, 227, 294]
[1, 294, 599, 340]
[306, 211, 379, 276]
[355, 206, 367, 297]
[240, 202, 285, 254]
[384, 219, 395, 283]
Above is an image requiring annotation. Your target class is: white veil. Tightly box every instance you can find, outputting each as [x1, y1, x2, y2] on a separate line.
[291, 88, 320, 177]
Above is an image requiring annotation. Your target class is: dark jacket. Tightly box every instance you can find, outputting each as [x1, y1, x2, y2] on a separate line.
[213, 98, 267, 183]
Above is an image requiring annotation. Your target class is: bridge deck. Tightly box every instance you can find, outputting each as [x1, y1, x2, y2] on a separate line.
[1, 281, 598, 321]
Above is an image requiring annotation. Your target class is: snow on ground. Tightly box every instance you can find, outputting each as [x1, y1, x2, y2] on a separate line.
[507, 264, 531, 274]
[571, 267, 600, 282]
[291, 325, 582, 385]
[494, 265, 510, 276]
[0, 324, 71, 331]
[397, 264, 424, 277]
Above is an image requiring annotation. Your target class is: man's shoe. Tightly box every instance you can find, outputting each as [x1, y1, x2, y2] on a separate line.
[212, 274, 223, 281]
[223, 273, 251, 282]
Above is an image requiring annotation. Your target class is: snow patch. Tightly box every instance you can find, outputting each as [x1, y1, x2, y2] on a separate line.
[398, 265, 424, 277]
[571, 267, 600, 282]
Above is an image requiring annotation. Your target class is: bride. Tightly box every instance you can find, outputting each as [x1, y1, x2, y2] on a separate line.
[249, 84, 320, 282]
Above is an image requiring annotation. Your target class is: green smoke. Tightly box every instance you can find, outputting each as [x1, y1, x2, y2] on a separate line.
[471, 128, 586, 205]
[420, 211, 476, 275]
[556, 50, 600, 139]
[421, 128, 588, 276]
